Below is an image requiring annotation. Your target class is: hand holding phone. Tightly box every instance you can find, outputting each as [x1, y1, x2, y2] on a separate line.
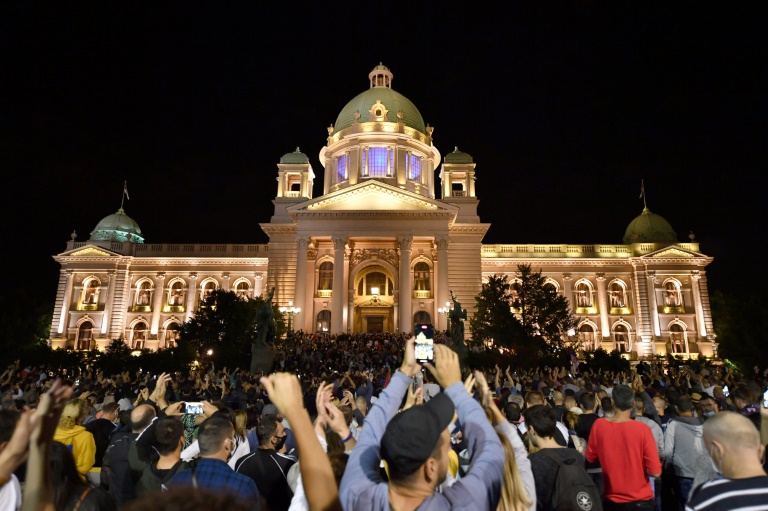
[185, 402, 204, 415]
[414, 323, 434, 364]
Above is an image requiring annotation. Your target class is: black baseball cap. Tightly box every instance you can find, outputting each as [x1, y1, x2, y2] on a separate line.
[380, 392, 455, 476]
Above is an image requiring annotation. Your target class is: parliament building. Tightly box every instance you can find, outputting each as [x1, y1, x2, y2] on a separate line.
[48, 64, 716, 360]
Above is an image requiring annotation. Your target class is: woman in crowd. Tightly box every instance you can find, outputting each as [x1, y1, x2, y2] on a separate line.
[50, 440, 116, 511]
[53, 398, 97, 479]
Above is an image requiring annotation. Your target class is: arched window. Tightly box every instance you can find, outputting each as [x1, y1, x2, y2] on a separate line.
[337, 154, 347, 183]
[670, 323, 685, 353]
[235, 281, 250, 300]
[664, 281, 682, 307]
[610, 281, 626, 308]
[77, 322, 93, 350]
[133, 321, 148, 349]
[317, 311, 331, 333]
[575, 282, 593, 308]
[366, 272, 386, 295]
[414, 262, 431, 291]
[83, 279, 100, 305]
[414, 311, 431, 325]
[168, 281, 185, 306]
[164, 323, 181, 348]
[408, 154, 422, 182]
[318, 262, 333, 290]
[614, 324, 629, 353]
[202, 281, 217, 301]
[136, 281, 152, 306]
[578, 323, 596, 351]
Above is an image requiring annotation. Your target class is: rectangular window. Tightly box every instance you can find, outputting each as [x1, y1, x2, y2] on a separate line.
[408, 154, 422, 182]
[368, 148, 387, 177]
[337, 154, 347, 182]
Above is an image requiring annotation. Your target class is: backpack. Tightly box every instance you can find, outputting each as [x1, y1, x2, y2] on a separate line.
[541, 449, 603, 511]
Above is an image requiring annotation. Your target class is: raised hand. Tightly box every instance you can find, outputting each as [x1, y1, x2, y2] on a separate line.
[399, 337, 421, 377]
[259, 373, 304, 419]
[424, 344, 461, 389]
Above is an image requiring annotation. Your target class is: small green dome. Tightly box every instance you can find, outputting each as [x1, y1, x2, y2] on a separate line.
[444, 146, 473, 164]
[281, 147, 309, 164]
[89, 208, 145, 243]
[623, 208, 677, 244]
[335, 87, 425, 134]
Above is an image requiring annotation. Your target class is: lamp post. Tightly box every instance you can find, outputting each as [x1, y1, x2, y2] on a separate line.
[279, 301, 301, 335]
[437, 301, 451, 331]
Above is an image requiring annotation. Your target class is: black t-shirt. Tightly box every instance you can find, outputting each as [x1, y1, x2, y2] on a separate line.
[575, 413, 599, 442]
[529, 448, 585, 511]
[235, 449, 296, 511]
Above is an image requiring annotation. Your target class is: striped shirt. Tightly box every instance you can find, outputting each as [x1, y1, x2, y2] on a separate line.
[685, 475, 768, 511]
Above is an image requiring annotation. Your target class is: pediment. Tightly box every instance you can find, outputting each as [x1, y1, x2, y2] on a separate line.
[59, 244, 122, 258]
[287, 181, 458, 214]
[643, 246, 703, 259]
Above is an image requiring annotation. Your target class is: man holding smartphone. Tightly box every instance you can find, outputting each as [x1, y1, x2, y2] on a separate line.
[339, 338, 505, 510]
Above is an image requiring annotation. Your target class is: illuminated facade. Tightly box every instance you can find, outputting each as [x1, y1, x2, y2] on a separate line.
[49, 64, 716, 359]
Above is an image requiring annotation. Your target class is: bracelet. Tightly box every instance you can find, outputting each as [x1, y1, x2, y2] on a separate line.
[341, 431, 353, 443]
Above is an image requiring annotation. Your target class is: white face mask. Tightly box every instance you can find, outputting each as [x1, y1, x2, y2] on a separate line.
[703, 410, 715, 418]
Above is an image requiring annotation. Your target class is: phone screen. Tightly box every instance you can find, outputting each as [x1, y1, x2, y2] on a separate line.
[414, 323, 434, 364]
[723, 385, 729, 397]
[185, 402, 204, 415]
[763, 387, 768, 409]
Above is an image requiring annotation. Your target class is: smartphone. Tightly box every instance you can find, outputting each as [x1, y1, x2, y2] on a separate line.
[763, 387, 768, 408]
[723, 385, 729, 397]
[185, 402, 204, 415]
[414, 323, 434, 364]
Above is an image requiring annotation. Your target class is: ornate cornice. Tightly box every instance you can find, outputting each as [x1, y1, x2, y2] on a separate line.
[349, 248, 399, 269]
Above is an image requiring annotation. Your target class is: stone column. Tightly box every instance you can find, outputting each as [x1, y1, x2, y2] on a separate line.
[57, 270, 75, 335]
[562, 273, 574, 313]
[595, 273, 611, 340]
[435, 236, 450, 331]
[254, 272, 264, 298]
[185, 273, 198, 322]
[690, 271, 707, 341]
[151, 273, 166, 335]
[332, 236, 347, 333]
[647, 271, 661, 337]
[102, 271, 116, 335]
[398, 236, 413, 334]
[294, 236, 310, 330]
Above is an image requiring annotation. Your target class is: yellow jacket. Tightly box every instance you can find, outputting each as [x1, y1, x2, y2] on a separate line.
[53, 425, 96, 476]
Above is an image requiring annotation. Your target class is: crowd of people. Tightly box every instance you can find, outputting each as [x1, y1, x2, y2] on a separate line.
[0, 330, 767, 511]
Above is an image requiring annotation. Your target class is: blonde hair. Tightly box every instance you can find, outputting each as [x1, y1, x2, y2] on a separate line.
[233, 409, 247, 439]
[496, 430, 532, 511]
[58, 399, 88, 430]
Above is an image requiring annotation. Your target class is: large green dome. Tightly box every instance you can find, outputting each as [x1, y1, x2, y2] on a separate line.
[334, 64, 425, 134]
[89, 208, 145, 243]
[623, 208, 677, 244]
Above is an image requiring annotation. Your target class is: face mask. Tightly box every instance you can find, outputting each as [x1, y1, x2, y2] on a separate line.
[703, 410, 715, 418]
[273, 434, 287, 451]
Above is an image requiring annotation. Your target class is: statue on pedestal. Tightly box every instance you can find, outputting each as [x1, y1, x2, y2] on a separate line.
[251, 287, 276, 374]
[448, 290, 469, 366]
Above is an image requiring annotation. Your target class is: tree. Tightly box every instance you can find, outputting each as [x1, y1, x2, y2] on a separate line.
[470, 274, 524, 349]
[710, 290, 768, 373]
[0, 290, 52, 366]
[178, 290, 284, 368]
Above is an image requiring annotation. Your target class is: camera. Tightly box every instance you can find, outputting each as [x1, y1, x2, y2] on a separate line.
[184, 402, 204, 415]
[414, 323, 434, 364]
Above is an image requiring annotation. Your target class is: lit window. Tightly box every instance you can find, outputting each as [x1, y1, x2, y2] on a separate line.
[337, 154, 347, 182]
[368, 148, 387, 177]
[610, 282, 626, 308]
[414, 262, 430, 291]
[318, 262, 333, 290]
[614, 325, 629, 352]
[408, 154, 422, 182]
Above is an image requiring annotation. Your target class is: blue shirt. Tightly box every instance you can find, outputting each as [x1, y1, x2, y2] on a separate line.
[339, 371, 505, 510]
[167, 458, 260, 506]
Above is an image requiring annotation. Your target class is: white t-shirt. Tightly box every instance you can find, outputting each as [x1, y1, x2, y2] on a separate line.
[0, 474, 22, 511]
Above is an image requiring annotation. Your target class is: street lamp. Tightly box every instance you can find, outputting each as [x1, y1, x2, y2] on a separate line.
[370, 287, 380, 304]
[437, 301, 451, 330]
[279, 301, 301, 334]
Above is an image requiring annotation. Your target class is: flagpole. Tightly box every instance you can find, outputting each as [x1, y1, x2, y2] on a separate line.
[121, 182, 125, 209]
[640, 179, 647, 210]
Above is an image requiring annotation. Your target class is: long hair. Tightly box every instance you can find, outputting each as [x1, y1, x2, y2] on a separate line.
[50, 441, 88, 510]
[496, 430, 532, 511]
[58, 399, 88, 430]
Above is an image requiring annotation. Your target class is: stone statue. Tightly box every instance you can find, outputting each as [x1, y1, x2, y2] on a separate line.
[448, 290, 467, 344]
[251, 287, 276, 374]
[448, 290, 469, 367]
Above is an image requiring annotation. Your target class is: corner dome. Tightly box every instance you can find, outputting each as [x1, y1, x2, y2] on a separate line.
[334, 64, 426, 134]
[623, 208, 677, 244]
[280, 147, 309, 164]
[89, 208, 145, 243]
[444, 146, 473, 164]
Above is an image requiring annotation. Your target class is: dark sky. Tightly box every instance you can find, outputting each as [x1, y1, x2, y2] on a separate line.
[3, 3, 765, 306]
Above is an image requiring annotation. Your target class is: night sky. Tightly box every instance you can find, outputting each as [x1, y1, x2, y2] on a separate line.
[3, 3, 764, 307]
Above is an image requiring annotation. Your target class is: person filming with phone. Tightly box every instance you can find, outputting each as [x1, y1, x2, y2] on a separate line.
[339, 337, 505, 510]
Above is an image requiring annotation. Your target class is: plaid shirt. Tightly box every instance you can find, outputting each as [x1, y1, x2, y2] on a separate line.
[167, 458, 260, 504]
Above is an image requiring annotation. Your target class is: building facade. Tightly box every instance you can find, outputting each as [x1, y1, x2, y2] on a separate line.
[49, 64, 716, 359]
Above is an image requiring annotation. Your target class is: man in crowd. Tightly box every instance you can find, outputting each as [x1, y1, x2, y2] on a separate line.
[698, 395, 718, 421]
[586, 384, 662, 510]
[635, 394, 665, 511]
[166, 416, 260, 505]
[685, 412, 768, 510]
[235, 414, 296, 511]
[129, 415, 190, 497]
[85, 400, 120, 481]
[339, 340, 505, 510]
[664, 394, 705, 509]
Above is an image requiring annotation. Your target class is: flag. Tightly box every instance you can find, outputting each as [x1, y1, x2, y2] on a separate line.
[639, 179, 645, 200]
[123, 181, 130, 200]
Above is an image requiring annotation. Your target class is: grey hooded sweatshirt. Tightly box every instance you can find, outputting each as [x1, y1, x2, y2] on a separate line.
[663, 415, 704, 478]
